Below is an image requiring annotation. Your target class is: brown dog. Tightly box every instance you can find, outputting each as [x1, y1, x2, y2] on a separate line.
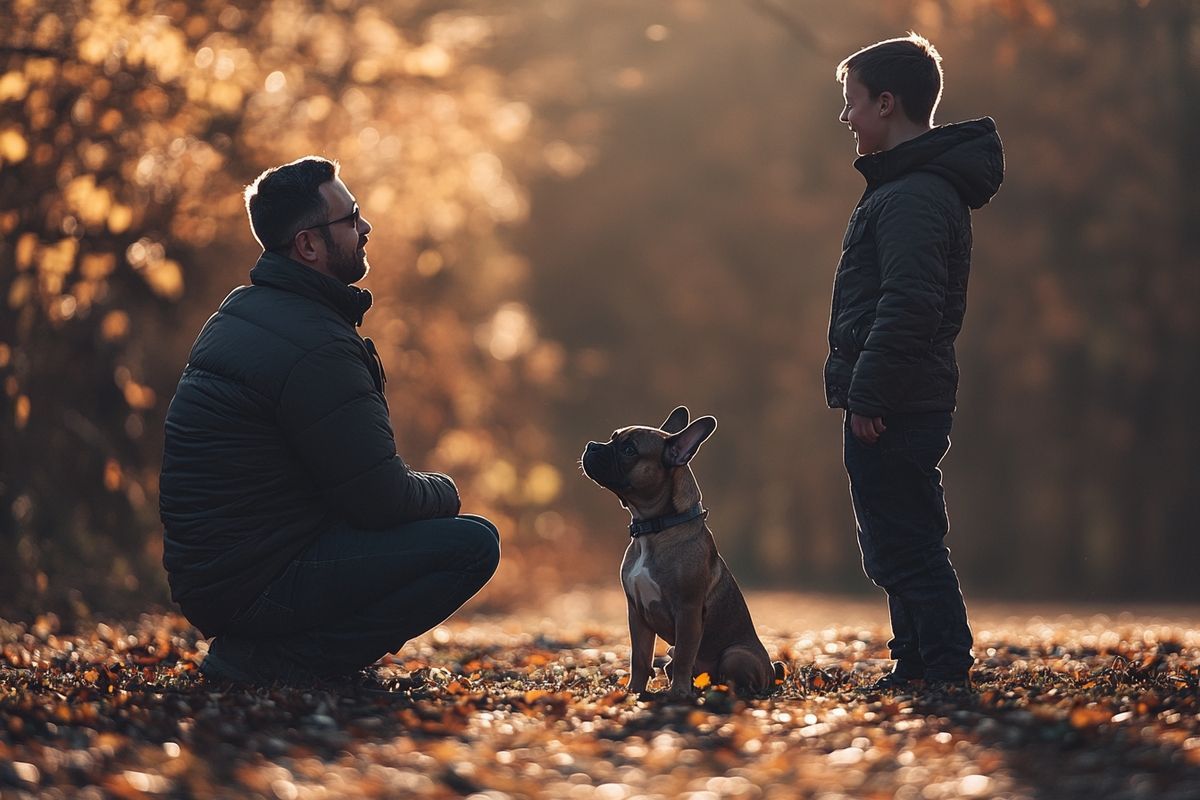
[581, 406, 781, 700]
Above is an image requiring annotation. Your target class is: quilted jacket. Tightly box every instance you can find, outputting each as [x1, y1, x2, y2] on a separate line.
[160, 251, 460, 635]
[824, 117, 1005, 416]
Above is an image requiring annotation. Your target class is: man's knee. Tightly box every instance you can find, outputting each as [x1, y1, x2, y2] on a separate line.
[453, 515, 501, 575]
[459, 513, 501, 544]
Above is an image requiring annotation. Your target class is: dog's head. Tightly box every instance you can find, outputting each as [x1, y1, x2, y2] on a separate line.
[581, 406, 717, 508]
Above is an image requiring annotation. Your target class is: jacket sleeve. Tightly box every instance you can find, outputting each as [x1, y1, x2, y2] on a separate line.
[848, 190, 950, 417]
[277, 338, 461, 528]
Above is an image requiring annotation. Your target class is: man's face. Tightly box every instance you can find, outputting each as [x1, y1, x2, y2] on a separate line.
[839, 74, 887, 156]
[317, 178, 373, 285]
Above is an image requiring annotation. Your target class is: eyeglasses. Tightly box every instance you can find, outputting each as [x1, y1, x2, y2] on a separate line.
[271, 205, 360, 251]
[309, 204, 360, 231]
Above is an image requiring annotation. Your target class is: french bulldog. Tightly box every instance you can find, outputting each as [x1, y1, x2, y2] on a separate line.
[581, 406, 782, 700]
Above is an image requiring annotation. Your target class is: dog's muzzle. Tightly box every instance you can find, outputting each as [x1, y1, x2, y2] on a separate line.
[581, 441, 623, 489]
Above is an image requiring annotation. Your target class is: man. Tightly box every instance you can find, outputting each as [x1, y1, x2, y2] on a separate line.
[825, 35, 1004, 690]
[160, 156, 500, 685]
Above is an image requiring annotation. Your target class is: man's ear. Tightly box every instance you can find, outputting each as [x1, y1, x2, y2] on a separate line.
[663, 416, 717, 467]
[292, 230, 322, 264]
[660, 406, 690, 435]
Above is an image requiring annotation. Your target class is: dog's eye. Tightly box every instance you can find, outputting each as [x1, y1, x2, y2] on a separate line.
[621, 442, 638, 457]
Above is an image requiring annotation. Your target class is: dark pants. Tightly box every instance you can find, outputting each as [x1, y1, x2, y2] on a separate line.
[206, 514, 500, 683]
[843, 411, 973, 681]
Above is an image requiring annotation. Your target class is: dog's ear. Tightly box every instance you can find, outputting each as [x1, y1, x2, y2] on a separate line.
[663, 416, 716, 466]
[660, 406, 690, 435]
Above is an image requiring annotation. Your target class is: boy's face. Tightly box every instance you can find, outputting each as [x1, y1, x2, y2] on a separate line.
[840, 73, 887, 156]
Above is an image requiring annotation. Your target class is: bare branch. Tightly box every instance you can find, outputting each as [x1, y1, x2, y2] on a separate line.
[0, 45, 67, 59]
[744, 0, 828, 54]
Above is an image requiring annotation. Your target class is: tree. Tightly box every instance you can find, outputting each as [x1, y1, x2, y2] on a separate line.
[0, 0, 571, 618]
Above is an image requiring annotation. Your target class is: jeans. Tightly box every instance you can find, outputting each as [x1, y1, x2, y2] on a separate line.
[843, 411, 973, 681]
[206, 514, 500, 683]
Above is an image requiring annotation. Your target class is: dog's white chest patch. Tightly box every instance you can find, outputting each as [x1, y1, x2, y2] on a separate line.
[625, 548, 662, 608]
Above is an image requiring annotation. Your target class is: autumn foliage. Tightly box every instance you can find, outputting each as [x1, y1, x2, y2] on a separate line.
[1, 0, 575, 617]
[2, 595, 1200, 797]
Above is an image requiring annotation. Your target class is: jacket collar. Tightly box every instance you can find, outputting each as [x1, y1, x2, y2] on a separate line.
[249, 251, 373, 327]
[853, 117, 1003, 209]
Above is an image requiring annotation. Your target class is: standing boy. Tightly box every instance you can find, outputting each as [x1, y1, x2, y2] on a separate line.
[825, 35, 1004, 690]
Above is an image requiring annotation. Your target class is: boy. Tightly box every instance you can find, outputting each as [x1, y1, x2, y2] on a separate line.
[825, 34, 1004, 690]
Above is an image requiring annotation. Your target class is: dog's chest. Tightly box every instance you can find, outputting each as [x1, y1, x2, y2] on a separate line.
[623, 547, 664, 611]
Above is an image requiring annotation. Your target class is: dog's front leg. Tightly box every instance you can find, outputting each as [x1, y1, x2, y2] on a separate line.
[666, 602, 703, 700]
[627, 603, 656, 695]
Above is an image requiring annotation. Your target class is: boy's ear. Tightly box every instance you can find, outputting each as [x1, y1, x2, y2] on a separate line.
[878, 90, 897, 118]
[660, 406, 690, 435]
[663, 416, 717, 467]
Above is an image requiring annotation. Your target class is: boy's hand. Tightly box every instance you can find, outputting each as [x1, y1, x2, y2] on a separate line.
[850, 413, 886, 445]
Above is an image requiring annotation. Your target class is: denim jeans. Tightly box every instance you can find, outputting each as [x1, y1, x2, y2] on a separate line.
[205, 514, 500, 683]
[843, 411, 973, 681]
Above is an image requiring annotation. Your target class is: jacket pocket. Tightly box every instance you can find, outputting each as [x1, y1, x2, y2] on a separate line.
[850, 312, 873, 354]
[834, 309, 873, 357]
[841, 207, 868, 253]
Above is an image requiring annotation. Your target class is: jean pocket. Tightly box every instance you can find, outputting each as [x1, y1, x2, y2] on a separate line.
[901, 425, 951, 466]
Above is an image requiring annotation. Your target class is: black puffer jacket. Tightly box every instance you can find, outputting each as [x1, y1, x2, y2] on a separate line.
[160, 252, 460, 636]
[825, 117, 1004, 416]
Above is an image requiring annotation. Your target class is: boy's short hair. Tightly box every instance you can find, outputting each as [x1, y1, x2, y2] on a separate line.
[244, 156, 340, 252]
[836, 33, 944, 126]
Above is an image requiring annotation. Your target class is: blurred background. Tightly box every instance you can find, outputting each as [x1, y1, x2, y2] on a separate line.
[1, 0, 1198, 622]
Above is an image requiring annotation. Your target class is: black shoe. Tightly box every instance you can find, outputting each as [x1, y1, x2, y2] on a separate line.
[312, 671, 387, 697]
[200, 643, 262, 685]
[201, 637, 320, 688]
[924, 677, 975, 695]
[864, 673, 925, 693]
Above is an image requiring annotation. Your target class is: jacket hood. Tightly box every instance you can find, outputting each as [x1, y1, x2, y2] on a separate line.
[249, 251, 373, 326]
[855, 117, 1005, 209]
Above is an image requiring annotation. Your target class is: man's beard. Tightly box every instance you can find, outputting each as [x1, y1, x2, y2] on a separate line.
[328, 239, 369, 285]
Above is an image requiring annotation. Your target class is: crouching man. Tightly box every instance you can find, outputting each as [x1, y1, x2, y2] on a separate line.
[159, 156, 500, 685]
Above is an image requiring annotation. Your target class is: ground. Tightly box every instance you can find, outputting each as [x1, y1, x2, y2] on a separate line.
[2, 591, 1199, 799]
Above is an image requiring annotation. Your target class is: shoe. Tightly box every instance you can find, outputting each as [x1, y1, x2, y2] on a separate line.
[200, 641, 262, 685]
[863, 673, 925, 693]
[201, 637, 320, 687]
[924, 677, 975, 695]
[318, 669, 417, 697]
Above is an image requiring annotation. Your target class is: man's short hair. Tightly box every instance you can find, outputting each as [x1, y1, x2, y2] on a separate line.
[836, 33, 944, 126]
[244, 156, 340, 252]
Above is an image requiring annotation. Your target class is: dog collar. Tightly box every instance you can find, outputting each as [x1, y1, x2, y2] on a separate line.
[629, 504, 707, 538]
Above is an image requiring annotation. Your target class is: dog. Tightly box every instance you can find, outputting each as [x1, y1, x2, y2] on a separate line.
[581, 406, 782, 700]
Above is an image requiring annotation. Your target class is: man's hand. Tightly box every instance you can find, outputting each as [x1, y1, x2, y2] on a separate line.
[850, 413, 886, 445]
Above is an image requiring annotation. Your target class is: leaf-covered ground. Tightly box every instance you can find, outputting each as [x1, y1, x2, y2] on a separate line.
[2, 591, 1198, 799]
